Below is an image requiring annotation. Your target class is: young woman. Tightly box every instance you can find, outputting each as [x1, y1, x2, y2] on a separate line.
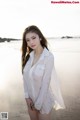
[21, 25, 65, 120]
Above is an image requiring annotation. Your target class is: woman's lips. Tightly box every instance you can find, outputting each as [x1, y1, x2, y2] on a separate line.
[31, 45, 36, 47]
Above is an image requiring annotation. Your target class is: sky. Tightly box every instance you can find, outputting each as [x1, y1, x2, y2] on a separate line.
[0, 0, 80, 39]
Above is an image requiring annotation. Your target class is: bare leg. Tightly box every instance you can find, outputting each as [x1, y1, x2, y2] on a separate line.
[25, 98, 39, 120]
[28, 107, 39, 120]
[38, 108, 53, 120]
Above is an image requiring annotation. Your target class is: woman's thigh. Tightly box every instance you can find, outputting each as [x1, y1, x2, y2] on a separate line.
[38, 108, 53, 120]
[28, 107, 39, 120]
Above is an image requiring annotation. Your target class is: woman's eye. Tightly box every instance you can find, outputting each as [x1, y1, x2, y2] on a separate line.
[26, 39, 29, 42]
[32, 37, 36, 39]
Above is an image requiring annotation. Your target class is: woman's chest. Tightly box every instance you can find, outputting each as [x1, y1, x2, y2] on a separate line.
[33, 64, 45, 79]
[23, 58, 46, 81]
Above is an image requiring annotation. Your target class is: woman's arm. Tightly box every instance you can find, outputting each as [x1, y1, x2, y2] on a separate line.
[34, 55, 54, 110]
[23, 76, 29, 98]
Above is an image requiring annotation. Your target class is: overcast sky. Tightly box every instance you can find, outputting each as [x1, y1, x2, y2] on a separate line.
[0, 0, 80, 39]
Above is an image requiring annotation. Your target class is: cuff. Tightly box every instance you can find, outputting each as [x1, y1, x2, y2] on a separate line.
[34, 103, 41, 110]
[25, 92, 29, 98]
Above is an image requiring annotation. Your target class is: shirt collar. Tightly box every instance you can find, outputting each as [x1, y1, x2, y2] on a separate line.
[30, 47, 49, 58]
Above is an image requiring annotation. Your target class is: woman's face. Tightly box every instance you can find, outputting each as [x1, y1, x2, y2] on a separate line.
[25, 32, 41, 50]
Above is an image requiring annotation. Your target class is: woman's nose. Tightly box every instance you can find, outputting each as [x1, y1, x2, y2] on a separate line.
[30, 39, 34, 44]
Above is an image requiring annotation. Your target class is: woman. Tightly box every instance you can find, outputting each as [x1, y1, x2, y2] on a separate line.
[21, 25, 65, 120]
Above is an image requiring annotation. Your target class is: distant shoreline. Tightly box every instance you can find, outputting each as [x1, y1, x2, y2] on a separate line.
[0, 36, 80, 43]
[0, 37, 20, 43]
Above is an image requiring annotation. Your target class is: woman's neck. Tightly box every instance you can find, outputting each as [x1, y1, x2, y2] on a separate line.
[34, 45, 44, 57]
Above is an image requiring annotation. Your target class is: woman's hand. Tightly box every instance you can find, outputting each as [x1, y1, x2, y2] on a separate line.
[25, 98, 33, 110]
[30, 103, 40, 112]
[25, 98, 40, 112]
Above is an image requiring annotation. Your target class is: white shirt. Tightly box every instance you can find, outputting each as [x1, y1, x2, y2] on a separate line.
[22, 47, 65, 113]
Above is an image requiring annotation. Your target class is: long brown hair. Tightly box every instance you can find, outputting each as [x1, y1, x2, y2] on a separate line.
[21, 25, 49, 74]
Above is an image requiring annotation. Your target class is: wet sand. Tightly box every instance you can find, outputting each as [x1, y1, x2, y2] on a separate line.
[0, 40, 80, 120]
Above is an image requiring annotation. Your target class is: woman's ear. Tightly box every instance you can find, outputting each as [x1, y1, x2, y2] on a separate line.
[40, 38, 42, 41]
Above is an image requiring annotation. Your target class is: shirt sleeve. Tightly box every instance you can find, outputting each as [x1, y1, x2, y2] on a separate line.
[34, 55, 54, 110]
[23, 76, 29, 98]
